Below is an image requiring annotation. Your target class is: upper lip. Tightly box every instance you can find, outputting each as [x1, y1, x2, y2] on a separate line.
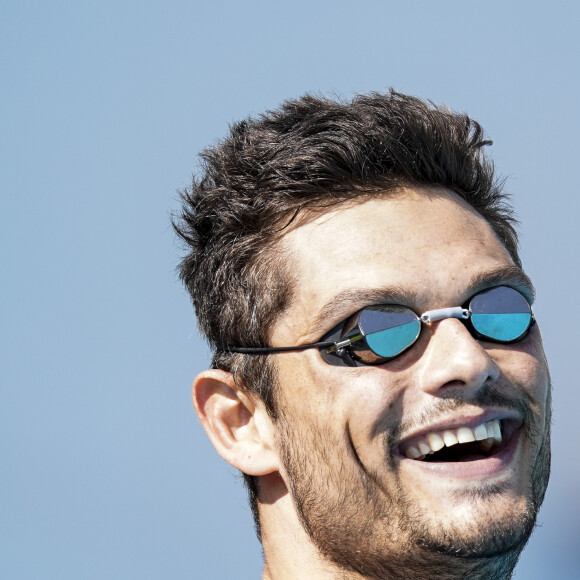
[393, 409, 522, 452]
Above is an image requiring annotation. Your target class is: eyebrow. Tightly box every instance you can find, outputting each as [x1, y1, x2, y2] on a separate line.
[467, 265, 535, 302]
[310, 286, 419, 338]
[308, 264, 535, 339]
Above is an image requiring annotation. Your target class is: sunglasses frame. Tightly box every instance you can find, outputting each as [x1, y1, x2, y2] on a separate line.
[319, 286, 535, 367]
[224, 285, 535, 368]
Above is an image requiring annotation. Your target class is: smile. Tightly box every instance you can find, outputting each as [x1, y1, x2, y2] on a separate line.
[397, 418, 521, 464]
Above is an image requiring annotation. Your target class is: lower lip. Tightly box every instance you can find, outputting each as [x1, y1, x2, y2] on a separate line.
[396, 428, 521, 479]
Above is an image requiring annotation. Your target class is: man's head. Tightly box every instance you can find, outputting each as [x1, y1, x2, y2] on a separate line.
[174, 91, 550, 578]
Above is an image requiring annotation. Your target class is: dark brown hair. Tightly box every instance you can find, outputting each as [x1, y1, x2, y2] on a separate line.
[173, 90, 519, 535]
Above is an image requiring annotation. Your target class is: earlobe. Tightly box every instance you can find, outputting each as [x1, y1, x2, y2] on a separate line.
[193, 369, 280, 476]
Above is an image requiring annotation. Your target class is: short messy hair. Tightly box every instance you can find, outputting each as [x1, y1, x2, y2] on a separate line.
[173, 89, 519, 534]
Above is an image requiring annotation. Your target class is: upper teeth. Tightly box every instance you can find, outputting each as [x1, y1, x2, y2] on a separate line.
[401, 419, 502, 460]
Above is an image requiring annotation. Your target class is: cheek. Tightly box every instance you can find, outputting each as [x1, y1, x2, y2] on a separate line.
[273, 355, 340, 427]
[316, 368, 408, 471]
[275, 354, 401, 439]
[495, 333, 551, 410]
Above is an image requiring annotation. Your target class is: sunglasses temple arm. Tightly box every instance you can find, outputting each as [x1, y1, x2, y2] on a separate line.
[223, 340, 337, 354]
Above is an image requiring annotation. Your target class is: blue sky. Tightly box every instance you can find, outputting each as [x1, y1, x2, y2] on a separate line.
[2, 1, 579, 578]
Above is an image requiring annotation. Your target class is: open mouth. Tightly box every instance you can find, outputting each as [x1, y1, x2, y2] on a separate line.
[397, 419, 517, 463]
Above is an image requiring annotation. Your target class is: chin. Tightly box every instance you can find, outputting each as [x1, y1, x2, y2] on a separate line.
[415, 495, 537, 559]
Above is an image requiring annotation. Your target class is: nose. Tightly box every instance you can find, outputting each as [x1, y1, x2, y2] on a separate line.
[415, 318, 501, 397]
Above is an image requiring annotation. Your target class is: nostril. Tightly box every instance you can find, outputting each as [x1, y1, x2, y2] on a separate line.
[437, 379, 479, 398]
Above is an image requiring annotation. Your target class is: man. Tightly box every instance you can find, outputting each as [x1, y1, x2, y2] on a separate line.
[174, 91, 551, 579]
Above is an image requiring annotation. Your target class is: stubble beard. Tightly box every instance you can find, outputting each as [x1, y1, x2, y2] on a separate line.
[275, 389, 551, 580]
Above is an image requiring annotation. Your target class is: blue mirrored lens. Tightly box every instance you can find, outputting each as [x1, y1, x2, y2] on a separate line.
[366, 320, 421, 357]
[470, 286, 532, 342]
[470, 313, 531, 341]
[360, 309, 421, 358]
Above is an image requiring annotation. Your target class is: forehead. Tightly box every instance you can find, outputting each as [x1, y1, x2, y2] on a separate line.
[273, 188, 516, 342]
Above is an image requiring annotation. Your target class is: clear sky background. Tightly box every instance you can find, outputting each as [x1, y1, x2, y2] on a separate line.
[2, 1, 579, 578]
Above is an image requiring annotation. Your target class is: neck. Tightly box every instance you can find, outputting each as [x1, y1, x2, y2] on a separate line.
[259, 474, 347, 580]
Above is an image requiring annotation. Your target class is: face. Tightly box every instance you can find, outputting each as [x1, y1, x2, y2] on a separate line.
[269, 190, 551, 578]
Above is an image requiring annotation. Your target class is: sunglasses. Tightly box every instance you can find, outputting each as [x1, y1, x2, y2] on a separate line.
[226, 285, 535, 367]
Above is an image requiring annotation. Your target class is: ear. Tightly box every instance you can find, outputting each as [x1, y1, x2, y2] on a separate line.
[192, 369, 280, 476]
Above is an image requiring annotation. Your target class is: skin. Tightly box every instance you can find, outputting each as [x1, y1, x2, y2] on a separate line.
[194, 188, 551, 579]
